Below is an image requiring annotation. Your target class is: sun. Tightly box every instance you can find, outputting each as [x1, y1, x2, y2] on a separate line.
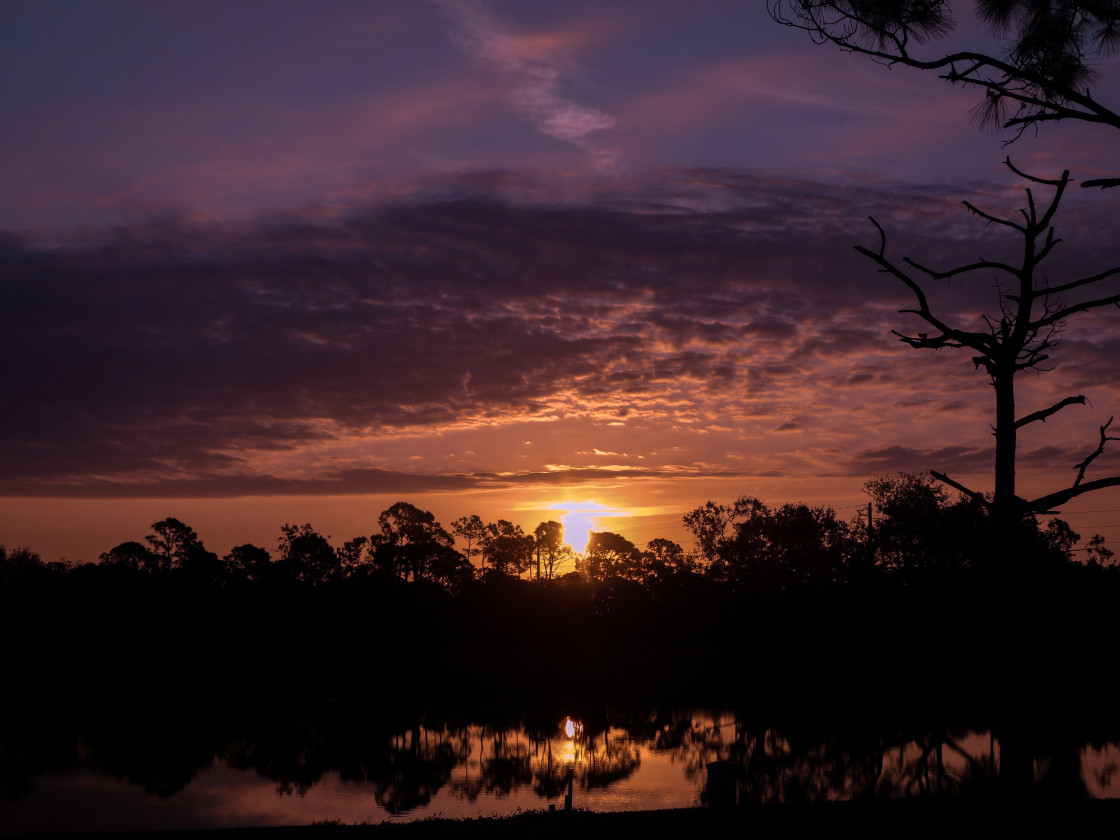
[551, 500, 629, 555]
[561, 511, 596, 554]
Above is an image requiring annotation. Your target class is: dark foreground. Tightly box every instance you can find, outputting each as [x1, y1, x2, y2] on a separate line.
[12, 800, 1120, 840]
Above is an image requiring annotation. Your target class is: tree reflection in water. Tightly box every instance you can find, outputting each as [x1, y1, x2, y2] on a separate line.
[345, 713, 1009, 809]
[4, 707, 1120, 827]
[371, 726, 461, 815]
[641, 713, 1013, 804]
[443, 718, 641, 806]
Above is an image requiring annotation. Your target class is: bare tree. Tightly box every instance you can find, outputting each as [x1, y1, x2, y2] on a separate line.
[858, 158, 1120, 546]
[768, 1, 1120, 149]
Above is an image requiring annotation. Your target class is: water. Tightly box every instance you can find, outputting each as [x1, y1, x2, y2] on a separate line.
[3, 710, 1119, 834]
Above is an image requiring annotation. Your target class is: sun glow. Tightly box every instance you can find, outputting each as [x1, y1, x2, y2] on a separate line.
[550, 500, 632, 554]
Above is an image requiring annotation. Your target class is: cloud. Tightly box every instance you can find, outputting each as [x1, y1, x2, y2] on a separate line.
[0, 463, 762, 501]
[4, 166, 1119, 501]
[432, 0, 620, 169]
[845, 445, 992, 478]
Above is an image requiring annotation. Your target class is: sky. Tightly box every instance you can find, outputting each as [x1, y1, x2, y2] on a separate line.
[4, 0, 1120, 564]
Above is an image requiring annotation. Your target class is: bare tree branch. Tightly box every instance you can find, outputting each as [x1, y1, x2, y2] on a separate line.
[1015, 396, 1086, 429]
[962, 200, 1026, 232]
[856, 219, 997, 357]
[1074, 418, 1120, 488]
[851, 161, 1120, 537]
[1034, 291, 1120, 329]
[930, 470, 990, 507]
[1025, 163, 1071, 231]
[1025, 418, 1120, 511]
[1003, 157, 1067, 188]
[904, 255, 1019, 280]
[1028, 476, 1120, 512]
[1039, 265, 1120, 297]
[1082, 177, 1120, 189]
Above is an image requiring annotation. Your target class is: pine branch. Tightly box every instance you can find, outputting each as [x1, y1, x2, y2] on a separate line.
[769, 3, 1120, 133]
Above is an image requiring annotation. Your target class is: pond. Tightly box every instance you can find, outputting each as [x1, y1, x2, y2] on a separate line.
[3, 708, 1119, 834]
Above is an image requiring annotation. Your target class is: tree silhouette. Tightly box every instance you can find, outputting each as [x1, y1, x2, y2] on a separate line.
[863, 472, 990, 573]
[759, 502, 853, 586]
[581, 531, 643, 582]
[337, 535, 370, 575]
[277, 523, 339, 586]
[99, 540, 158, 573]
[682, 500, 740, 574]
[480, 520, 534, 578]
[769, 1, 1120, 144]
[1086, 532, 1116, 565]
[532, 520, 566, 580]
[683, 497, 772, 587]
[857, 161, 1120, 550]
[374, 502, 459, 584]
[98, 519, 220, 580]
[146, 517, 203, 573]
[452, 514, 486, 571]
[0, 544, 57, 585]
[425, 544, 475, 592]
[223, 543, 272, 582]
[642, 537, 694, 584]
[684, 497, 853, 592]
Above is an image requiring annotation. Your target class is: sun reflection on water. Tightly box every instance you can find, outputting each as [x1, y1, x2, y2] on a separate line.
[560, 717, 585, 766]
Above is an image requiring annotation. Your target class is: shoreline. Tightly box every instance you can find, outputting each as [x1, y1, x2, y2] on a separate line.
[8, 800, 1120, 840]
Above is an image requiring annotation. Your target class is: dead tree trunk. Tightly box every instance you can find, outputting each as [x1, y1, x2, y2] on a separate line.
[856, 159, 1120, 558]
[991, 362, 1019, 547]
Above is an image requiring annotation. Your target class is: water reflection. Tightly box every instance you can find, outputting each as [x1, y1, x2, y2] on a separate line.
[2, 709, 1119, 833]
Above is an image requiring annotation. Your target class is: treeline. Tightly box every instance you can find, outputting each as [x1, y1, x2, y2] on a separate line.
[3, 473, 1118, 719]
[2, 473, 1113, 596]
